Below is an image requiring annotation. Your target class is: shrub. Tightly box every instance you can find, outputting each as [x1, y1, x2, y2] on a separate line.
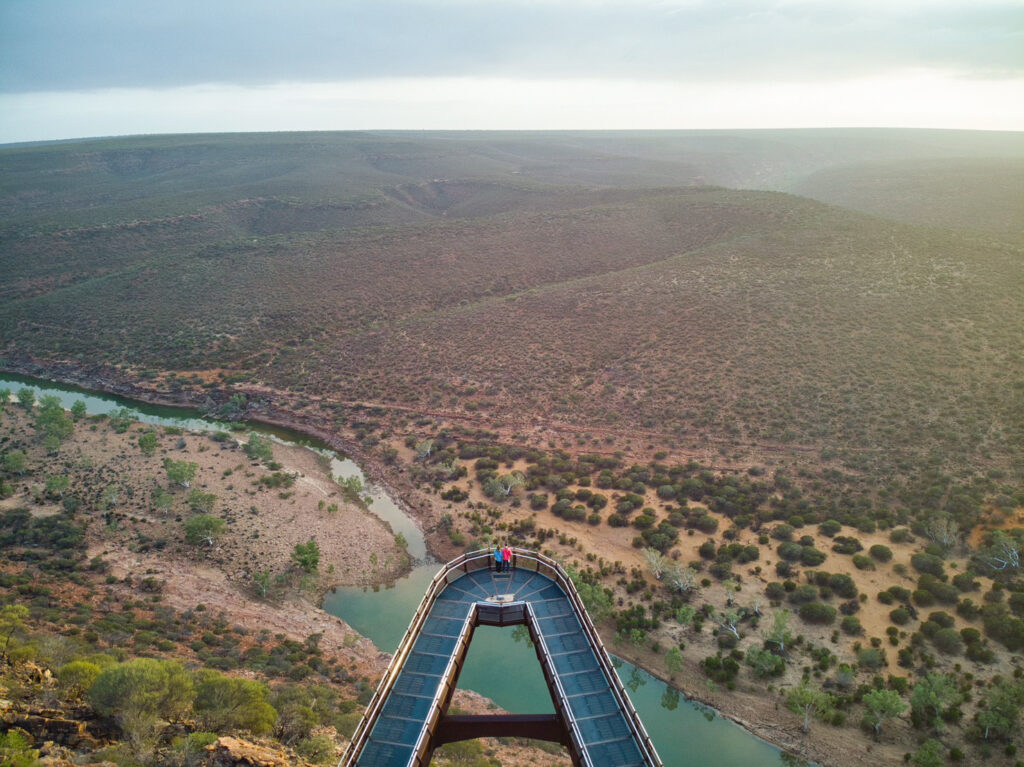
[912, 589, 935, 607]
[868, 545, 893, 562]
[789, 585, 819, 604]
[828, 574, 858, 599]
[951, 572, 978, 593]
[931, 628, 963, 655]
[911, 553, 945, 577]
[877, 590, 895, 605]
[772, 524, 795, 541]
[832, 536, 863, 555]
[889, 608, 911, 625]
[852, 554, 875, 570]
[818, 519, 842, 537]
[765, 582, 787, 601]
[889, 528, 913, 543]
[800, 546, 827, 567]
[798, 602, 837, 625]
[777, 541, 802, 561]
[840, 616, 863, 635]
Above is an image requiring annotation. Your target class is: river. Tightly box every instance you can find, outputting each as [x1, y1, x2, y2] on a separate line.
[1, 372, 788, 766]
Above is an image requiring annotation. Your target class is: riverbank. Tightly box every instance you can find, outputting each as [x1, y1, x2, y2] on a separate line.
[1, 364, 991, 766]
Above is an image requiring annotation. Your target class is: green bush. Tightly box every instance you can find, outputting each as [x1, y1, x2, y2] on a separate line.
[798, 602, 837, 625]
[868, 544, 893, 562]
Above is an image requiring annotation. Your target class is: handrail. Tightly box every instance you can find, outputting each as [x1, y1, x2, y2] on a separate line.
[409, 602, 477, 765]
[340, 547, 662, 767]
[524, 600, 595, 767]
[507, 550, 663, 767]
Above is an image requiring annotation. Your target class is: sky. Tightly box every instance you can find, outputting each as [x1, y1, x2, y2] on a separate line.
[1, 0, 1022, 143]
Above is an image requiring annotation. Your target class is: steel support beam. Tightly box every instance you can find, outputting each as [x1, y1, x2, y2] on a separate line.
[433, 714, 570, 747]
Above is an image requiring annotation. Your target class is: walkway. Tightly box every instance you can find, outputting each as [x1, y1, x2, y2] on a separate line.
[341, 549, 661, 767]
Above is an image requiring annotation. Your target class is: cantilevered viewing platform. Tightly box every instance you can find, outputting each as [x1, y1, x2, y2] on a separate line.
[341, 548, 662, 767]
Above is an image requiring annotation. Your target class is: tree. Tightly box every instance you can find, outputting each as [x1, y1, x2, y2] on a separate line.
[58, 660, 101, 700]
[910, 673, 961, 730]
[16, 388, 35, 410]
[45, 475, 70, 499]
[109, 407, 138, 433]
[911, 739, 944, 767]
[0, 388, 10, 408]
[665, 647, 684, 679]
[717, 609, 742, 640]
[978, 530, 1021, 572]
[153, 489, 174, 515]
[253, 570, 272, 598]
[862, 688, 906, 740]
[87, 658, 193, 753]
[643, 548, 669, 579]
[415, 439, 435, 460]
[292, 539, 320, 573]
[192, 669, 277, 735]
[164, 458, 198, 488]
[244, 433, 273, 463]
[3, 450, 28, 476]
[187, 489, 217, 514]
[765, 610, 794, 655]
[138, 432, 158, 455]
[36, 395, 73, 445]
[923, 513, 959, 550]
[977, 678, 1024, 740]
[664, 563, 697, 594]
[185, 515, 225, 547]
[0, 604, 29, 662]
[101, 484, 120, 509]
[497, 472, 525, 496]
[786, 680, 834, 733]
[70, 400, 87, 420]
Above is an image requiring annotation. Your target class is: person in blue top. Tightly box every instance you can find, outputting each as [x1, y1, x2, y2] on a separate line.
[493, 545, 503, 572]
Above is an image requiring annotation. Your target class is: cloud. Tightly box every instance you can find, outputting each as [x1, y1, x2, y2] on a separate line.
[3, 71, 1022, 143]
[2, 0, 1022, 93]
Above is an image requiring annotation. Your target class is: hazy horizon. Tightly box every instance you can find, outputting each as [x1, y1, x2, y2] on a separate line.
[2, 0, 1023, 143]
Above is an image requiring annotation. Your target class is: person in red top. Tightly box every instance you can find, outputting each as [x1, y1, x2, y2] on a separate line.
[501, 544, 512, 572]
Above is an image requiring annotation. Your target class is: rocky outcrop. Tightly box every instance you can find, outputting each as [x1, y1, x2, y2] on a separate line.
[203, 736, 313, 767]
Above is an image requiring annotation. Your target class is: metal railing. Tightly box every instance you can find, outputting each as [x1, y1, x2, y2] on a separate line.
[339, 548, 662, 767]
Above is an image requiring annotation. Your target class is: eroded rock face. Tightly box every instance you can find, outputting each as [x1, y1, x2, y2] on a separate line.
[203, 735, 306, 767]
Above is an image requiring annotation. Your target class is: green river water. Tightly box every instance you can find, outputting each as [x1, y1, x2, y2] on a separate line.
[1, 372, 790, 766]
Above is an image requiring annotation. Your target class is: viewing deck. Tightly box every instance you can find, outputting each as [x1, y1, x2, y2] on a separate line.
[341, 549, 662, 767]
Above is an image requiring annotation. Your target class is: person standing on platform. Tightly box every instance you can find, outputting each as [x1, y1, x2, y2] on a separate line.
[493, 545, 503, 572]
[502, 544, 512, 572]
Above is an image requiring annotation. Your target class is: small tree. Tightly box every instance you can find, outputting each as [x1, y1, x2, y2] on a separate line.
[45, 475, 70, 499]
[87, 658, 193, 754]
[643, 548, 668, 580]
[164, 458, 198, 489]
[3, 450, 28, 476]
[978, 530, 1021, 572]
[192, 669, 276, 734]
[253, 570, 272, 598]
[665, 647, 684, 679]
[138, 432, 158, 455]
[786, 680, 834, 733]
[36, 395, 73, 446]
[292, 540, 320, 573]
[862, 688, 906, 740]
[910, 673, 961, 731]
[0, 388, 10, 408]
[16, 388, 35, 410]
[415, 439, 435, 460]
[58, 660, 101, 700]
[70, 400, 87, 420]
[244, 433, 273, 463]
[187, 489, 217, 514]
[977, 678, 1024, 740]
[0, 604, 29, 662]
[184, 515, 225, 547]
[153, 489, 174, 515]
[664, 563, 697, 595]
[765, 610, 794, 655]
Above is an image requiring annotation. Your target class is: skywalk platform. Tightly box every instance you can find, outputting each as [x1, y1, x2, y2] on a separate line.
[341, 549, 662, 767]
